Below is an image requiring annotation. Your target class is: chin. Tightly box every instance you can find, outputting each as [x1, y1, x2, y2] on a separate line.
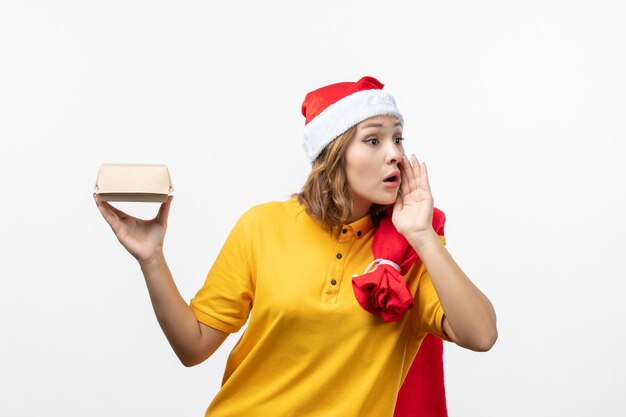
[372, 193, 398, 206]
[353, 189, 398, 209]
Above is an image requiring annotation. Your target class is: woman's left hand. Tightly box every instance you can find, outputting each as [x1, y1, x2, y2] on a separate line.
[392, 154, 435, 239]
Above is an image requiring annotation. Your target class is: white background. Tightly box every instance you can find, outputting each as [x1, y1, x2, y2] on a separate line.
[1, 1, 625, 416]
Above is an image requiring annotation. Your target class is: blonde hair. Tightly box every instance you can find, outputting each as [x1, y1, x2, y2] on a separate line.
[293, 126, 388, 236]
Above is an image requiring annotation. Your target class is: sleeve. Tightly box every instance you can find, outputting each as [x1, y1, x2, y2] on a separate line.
[412, 235, 452, 342]
[189, 211, 256, 333]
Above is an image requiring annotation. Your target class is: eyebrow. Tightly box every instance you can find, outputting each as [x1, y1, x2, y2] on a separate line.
[360, 121, 403, 129]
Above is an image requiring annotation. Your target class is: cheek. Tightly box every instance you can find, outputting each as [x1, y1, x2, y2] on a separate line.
[346, 157, 376, 188]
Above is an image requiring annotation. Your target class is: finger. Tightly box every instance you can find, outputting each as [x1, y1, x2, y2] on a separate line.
[106, 202, 130, 220]
[403, 155, 418, 191]
[399, 158, 412, 196]
[421, 161, 431, 191]
[156, 195, 173, 226]
[393, 192, 403, 211]
[411, 154, 422, 185]
[94, 193, 123, 233]
[99, 198, 130, 220]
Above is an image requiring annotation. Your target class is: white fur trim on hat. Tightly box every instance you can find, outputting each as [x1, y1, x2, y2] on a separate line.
[302, 89, 403, 162]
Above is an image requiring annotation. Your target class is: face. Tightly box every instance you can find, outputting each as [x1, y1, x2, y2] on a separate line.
[344, 115, 405, 219]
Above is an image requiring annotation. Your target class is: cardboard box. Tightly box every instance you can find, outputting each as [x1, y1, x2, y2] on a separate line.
[94, 163, 174, 202]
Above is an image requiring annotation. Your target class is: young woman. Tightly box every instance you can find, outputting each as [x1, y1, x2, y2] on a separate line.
[94, 76, 497, 417]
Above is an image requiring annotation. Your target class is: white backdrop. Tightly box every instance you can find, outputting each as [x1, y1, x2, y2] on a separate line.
[1, 1, 625, 416]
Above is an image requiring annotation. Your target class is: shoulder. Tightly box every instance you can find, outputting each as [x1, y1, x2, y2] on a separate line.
[229, 199, 306, 246]
[237, 198, 302, 226]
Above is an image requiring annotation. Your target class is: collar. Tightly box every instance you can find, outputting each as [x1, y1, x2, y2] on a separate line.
[340, 213, 374, 240]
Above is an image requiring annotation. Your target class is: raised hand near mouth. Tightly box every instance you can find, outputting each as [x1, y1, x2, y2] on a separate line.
[392, 154, 435, 241]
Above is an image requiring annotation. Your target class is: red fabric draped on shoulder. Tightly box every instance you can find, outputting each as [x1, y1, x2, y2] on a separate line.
[351, 207, 449, 416]
[394, 207, 447, 417]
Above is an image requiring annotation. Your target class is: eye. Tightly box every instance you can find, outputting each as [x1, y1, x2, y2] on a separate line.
[393, 137, 405, 145]
[363, 137, 380, 145]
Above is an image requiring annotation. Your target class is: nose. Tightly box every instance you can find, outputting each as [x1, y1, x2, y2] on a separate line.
[385, 140, 403, 165]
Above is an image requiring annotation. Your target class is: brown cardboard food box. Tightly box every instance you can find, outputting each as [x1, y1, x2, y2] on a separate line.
[94, 163, 174, 202]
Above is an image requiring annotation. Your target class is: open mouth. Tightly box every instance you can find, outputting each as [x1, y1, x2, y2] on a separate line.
[383, 173, 400, 183]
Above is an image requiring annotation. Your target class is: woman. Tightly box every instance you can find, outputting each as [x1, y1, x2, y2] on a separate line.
[94, 76, 497, 417]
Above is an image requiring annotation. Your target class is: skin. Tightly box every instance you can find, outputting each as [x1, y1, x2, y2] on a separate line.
[345, 116, 405, 220]
[93, 115, 497, 367]
[93, 195, 226, 366]
[347, 115, 498, 351]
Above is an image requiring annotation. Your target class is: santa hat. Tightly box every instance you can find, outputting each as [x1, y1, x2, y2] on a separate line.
[301, 76, 404, 162]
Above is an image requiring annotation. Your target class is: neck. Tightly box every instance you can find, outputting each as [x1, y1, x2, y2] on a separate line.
[348, 199, 371, 224]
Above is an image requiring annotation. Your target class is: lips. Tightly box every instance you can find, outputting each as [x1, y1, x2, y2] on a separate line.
[383, 170, 400, 183]
[382, 170, 400, 188]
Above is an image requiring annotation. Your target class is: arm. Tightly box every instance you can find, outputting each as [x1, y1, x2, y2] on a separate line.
[408, 230, 497, 351]
[94, 194, 228, 366]
[393, 155, 497, 352]
[139, 253, 229, 366]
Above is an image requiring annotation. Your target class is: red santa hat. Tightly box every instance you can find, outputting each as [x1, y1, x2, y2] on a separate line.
[301, 76, 404, 162]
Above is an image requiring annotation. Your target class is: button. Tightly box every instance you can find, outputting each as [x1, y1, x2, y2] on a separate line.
[331, 279, 337, 285]
[356, 231, 362, 237]
[342, 228, 347, 234]
[336, 253, 342, 259]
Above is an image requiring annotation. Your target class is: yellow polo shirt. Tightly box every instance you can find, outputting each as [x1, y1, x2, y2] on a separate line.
[190, 198, 449, 417]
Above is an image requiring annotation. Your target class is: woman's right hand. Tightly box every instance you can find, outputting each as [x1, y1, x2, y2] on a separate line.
[93, 193, 174, 265]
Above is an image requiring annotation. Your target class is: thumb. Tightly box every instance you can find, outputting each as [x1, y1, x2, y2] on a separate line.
[393, 193, 403, 212]
[156, 195, 173, 226]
